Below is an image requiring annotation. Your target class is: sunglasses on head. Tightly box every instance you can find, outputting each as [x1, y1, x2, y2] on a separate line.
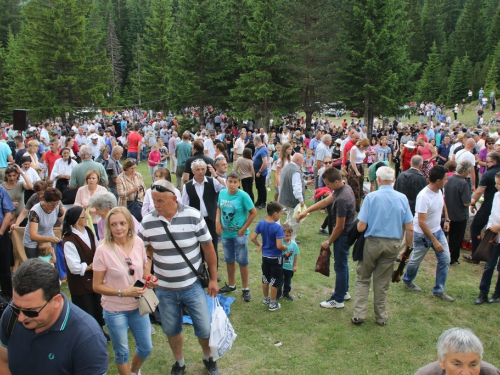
[151, 184, 175, 195]
[9, 295, 56, 318]
[125, 258, 134, 276]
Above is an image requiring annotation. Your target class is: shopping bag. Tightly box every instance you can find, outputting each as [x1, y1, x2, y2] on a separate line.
[209, 297, 237, 360]
[472, 229, 498, 262]
[293, 203, 308, 220]
[315, 245, 331, 277]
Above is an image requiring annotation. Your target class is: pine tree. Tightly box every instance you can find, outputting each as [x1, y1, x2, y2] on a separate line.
[446, 57, 467, 105]
[484, 58, 499, 95]
[486, 2, 500, 54]
[461, 55, 474, 95]
[418, 42, 445, 102]
[405, 0, 426, 71]
[106, 15, 124, 93]
[420, 0, 446, 57]
[0, 0, 21, 48]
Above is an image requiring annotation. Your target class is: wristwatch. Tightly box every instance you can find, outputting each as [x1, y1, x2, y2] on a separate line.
[117, 289, 122, 298]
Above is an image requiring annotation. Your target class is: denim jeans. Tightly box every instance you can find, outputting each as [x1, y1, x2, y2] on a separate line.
[479, 243, 500, 295]
[277, 269, 294, 299]
[156, 281, 211, 338]
[103, 308, 152, 364]
[222, 235, 249, 265]
[329, 235, 350, 303]
[403, 230, 450, 294]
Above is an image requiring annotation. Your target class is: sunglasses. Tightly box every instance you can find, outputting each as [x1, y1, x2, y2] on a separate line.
[487, 143, 494, 145]
[151, 184, 175, 195]
[125, 258, 135, 276]
[324, 161, 333, 165]
[9, 295, 55, 318]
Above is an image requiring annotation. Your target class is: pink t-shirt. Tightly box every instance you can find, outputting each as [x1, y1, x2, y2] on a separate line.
[148, 151, 161, 166]
[93, 236, 147, 312]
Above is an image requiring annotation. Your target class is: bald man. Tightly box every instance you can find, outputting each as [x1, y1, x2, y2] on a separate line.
[452, 138, 477, 192]
[278, 153, 305, 242]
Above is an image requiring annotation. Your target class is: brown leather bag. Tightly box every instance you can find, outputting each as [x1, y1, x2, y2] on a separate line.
[315, 245, 331, 277]
[472, 229, 498, 262]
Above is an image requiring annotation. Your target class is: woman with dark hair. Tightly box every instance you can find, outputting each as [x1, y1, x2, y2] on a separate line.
[62, 206, 108, 340]
[117, 159, 146, 207]
[215, 142, 229, 162]
[22, 187, 65, 259]
[348, 137, 370, 212]
[234, 147, 255, 203]
[50, 147, 78, 193]
[2, 164, 33, 221]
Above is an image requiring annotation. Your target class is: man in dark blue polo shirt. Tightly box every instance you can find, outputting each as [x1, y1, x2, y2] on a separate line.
[0, 259, 108, 375]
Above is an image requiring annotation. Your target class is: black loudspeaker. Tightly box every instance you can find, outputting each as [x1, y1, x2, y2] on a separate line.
[13, 109, 29, 131]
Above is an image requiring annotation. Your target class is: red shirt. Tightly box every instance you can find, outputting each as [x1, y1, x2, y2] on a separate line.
[416, 134, 428, 142]
[44, 150, 61, 176]
[127, 132, 142, 153]
[342, 139, 356, 165]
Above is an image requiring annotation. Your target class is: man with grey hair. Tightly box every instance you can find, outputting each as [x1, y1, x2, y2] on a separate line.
[452, 138, 477, 191]
[278, 153, 305, 242]
[69, 145, 108, 189]
[394, 155, 428, 215]
[315, 134, 332, 171]
[168, 131, 178, 172]
[351, 166, 414, 326]
[415, 327, 499, 375]
[106, 146, 123, 198]
[445, 160, 473, 265]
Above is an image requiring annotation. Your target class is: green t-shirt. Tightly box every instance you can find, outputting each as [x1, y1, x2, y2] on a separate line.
[175, 141, 193, 167]
[218, 189, 254, 239]
[283, 240, 300, 271]
[368, 161, 390, 190]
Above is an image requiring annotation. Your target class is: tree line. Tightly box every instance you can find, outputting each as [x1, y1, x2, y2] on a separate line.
[0, 0, 499, 136]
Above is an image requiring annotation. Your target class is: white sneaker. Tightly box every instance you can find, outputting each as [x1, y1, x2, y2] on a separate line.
[344, 292, 351, 301]
[150, 325, 156, 335]
[320, 300, 344, 309]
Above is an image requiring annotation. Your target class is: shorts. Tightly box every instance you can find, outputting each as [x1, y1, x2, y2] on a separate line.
[261, 256, 283, 288]
[222, 235, 249, 265]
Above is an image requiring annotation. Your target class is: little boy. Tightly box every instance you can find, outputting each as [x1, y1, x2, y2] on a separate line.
[216, 171, 257, 302]
[250, 201, 287, 311]
[277, 224, 300, 301]
[37, 242, 56, 266]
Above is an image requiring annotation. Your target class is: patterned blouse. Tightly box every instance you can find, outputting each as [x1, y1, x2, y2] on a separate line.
[116, 171, 146, 207]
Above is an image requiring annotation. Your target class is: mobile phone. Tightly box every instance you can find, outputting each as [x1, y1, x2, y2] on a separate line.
[134, 280, 145, 288]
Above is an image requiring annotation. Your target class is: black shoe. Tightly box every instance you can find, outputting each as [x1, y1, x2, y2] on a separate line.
[242, 289, 252, 302]
[462, 254, 479, 264]
[219, 283, 236, 294]
[450, 260, 460, 265]
[203, 357, 219, 375]
[488, 293, 500, 303]
[283, 294, 293, 301]
[474, 293, 488, 305]
[171, 361, 186, 375]
[103, 332, 111, 342]
[351, 317, 364, 325]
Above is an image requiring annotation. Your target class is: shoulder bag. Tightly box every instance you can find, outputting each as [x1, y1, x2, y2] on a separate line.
[111, 246, 159, 316]
[159, 220, 210, 288]
[127, 184, 144, 222]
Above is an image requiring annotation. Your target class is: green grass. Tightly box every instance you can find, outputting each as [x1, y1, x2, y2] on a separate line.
[77, 114, 499, 375]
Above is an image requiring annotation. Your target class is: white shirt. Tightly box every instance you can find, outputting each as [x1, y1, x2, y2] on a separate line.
[203, 138, 216, 158]
[21, 167, 40, 184]
[281, 132, 291, 144]
[455, 149, 476, 167]
[50, 158, 78, 180]
[64, 227, 98, 276]
[75, 134, 87, 146]
[40, 128, 50, 145]
[89, 141, 101, 159]
[181, 177, 226, 217]
[234, 138, 246, 155]
[487, 192, 500, 242]
[414, 187, 444, 234]
[142, 186, 182, 217]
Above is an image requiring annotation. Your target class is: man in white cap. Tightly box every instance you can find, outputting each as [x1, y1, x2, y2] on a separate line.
[88, 133, 103, 160]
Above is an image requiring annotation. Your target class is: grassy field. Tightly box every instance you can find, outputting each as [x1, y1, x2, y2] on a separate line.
[89, 108, 500, 375]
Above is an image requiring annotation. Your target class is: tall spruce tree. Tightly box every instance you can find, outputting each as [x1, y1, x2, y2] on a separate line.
[7, 0, 110, 120]
[0, 0, 21, 48]
[334, 0, 416, 137]
[106, 15, 124, 93]
[418, 42, 445, 102]
[420, 0, 446, 57]
[446, 57, 467, 105]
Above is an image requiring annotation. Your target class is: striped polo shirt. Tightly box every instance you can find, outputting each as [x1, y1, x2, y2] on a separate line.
[138, 203, 212, 290]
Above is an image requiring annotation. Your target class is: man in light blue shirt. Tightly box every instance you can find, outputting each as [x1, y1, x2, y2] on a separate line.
[0, 140, 13, 181]
[309, 130, 322, 155]
[425, 126, 435, 141]
[352, 166, 413, 326]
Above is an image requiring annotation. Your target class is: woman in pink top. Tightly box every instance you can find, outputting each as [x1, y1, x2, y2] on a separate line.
[93, 207, 157, 375]
[148, 144, 161, 180]
[74, 170, 107, 237]
[416, 137, 437, 179]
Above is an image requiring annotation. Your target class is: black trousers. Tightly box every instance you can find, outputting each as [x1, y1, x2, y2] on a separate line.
[448, 219, 467, 262]
[240, 177, 254, 203]
[255, 174, 267, 206]
[277, 269, 294, 298]
[204, 217, 219, 268]
[471, 207, 491, 255]
[0, 234, 13, 298]
[71, 292, 105, 327]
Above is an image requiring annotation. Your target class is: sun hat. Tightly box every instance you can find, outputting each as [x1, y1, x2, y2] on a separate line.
[404, 140, 416, 149]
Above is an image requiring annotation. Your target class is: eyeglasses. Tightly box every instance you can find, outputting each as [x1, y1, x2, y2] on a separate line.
[151, 184, 175, 195]
[79, 216, 86, 219]
[487, 143, 494, 145]
[125, 258, 135, 276]
[8, 295, 55, 318]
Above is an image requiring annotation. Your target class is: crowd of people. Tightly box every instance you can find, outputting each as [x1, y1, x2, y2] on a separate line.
[0, 105, 499, 374]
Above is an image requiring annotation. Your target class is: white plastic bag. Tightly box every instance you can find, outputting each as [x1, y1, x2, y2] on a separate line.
[293, 203, 308, 220]
[209, 297, 237, 360]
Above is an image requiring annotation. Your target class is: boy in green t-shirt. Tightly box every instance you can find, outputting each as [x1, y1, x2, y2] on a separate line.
[216, 171, 257, 302]
[277, 224, 300, 301]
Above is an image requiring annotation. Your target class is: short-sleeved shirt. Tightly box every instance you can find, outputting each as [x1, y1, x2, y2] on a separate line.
[2, 182, 25, 217]
[376, 146, 391, 162]
[0, 141, 12, 168]
[218, 189, 254, 239]
[254, 220, 285, 257]
[106, 156, 122, 195]
[0, 186, 15, 225]
[253, 146, 269, 176]
[444, 175, 471, 221]
[478, 164, 500, 211]
[283, 240, 300, 271]
[315, 142, 330, 165]
[126, 131, 142, 153]
[414, 187, 443, 234]
[331, 183, 356, 235]
[175, 140, 193, 168]
[0, 295, 108, 375]
[23, 202, 62, 248]
[69, 159, 108, 189]
[368, 161, 389, 183]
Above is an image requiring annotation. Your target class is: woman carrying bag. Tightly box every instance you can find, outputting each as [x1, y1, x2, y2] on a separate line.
[62, 206, 109, 341]
[93, 207, 157, 375]
[117, 159, 146, 211]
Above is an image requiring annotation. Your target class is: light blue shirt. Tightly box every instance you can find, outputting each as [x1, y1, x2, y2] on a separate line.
[0, 141, 12, 168]
[425, 129, 435, 141]
[309, 137, 322, 154]
[357, 185, 413, 239]
[290, 162, 303, 202]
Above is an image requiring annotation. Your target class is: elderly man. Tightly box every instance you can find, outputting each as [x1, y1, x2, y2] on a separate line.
[168, 131, 178, 172]
[0, 259, 108, 375]
[403, 166, 454, 302]
[75, 127, 87, 146]
[183, 140, 213, 183]
[315, 134, 332, 172]
[69, 145, 108, 189]
[278, 153, 305, 242]
[445, 160, 473, 265]
[253, 136, 268, 209]
[394, 155, 428, 215]
[106, 146, 123, 198]
[451, 138, 477, 192]
[88, 134, 103, 160]
[309, 130, 322, 155]
[139, 180, 220, 375]
[214, 157, 228, 178]
[352, 166, 413, 326]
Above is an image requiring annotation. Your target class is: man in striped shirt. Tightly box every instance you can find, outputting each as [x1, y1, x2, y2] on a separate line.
[139, 180, 220, 375]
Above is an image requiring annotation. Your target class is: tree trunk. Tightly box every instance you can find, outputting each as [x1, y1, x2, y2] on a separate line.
[364, 97, 374, 139]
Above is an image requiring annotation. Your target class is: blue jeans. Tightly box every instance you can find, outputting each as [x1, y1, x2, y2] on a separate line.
[103, 308, 152, 364]
[127, 152, 138, 160]
[403, 230, 450, 294]
[156, 281, 210, 338]
[330, 235, 350, 303]
[222, 235, 249, 265]
[479, 243, 500, 295]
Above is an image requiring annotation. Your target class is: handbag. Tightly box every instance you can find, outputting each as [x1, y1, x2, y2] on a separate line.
[159, 220, 210, 288]
[127, 186, 144, 222]
[472, 229, 498, 262]
[315, 245, 331, 277]
[332, 159, 342, 167]
[111, 246, 159, 316]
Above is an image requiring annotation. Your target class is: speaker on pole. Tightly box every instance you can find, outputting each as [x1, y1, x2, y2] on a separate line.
[13, 109, 29, 131]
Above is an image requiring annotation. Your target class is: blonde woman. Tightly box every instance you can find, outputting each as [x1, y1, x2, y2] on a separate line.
[117, 159, 146, 207]
[74, 170, 107, 237]
[93, 207, 157, 375]
[24, 139, 45, 179]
